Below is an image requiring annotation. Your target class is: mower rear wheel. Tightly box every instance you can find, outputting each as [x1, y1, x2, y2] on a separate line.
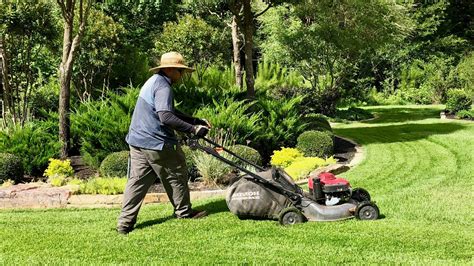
[279, 207, 305, 225]
[351, 188, 371, 202]
[355, 202, 379, 220]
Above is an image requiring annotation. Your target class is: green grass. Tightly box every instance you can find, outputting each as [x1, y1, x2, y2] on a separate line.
[1, 105, 473, 264]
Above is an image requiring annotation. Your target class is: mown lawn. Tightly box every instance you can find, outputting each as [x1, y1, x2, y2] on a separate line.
[1, 105, 472, 264]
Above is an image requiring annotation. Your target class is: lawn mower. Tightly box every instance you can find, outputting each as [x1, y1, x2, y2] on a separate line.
[186, 136, 380, 225]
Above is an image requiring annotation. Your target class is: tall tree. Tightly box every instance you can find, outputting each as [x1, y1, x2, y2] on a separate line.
[186, 0, 282, 98]
[0, 2, 59, 128]
[56, 0, 92, 158]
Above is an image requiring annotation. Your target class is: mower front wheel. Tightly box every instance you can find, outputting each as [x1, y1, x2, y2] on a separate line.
[279, 207, 305, 225]
[355, 201, 379, 220]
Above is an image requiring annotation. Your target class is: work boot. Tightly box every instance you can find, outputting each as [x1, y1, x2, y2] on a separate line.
[116, 227, 133, 235]
[177, 210, 208, 219]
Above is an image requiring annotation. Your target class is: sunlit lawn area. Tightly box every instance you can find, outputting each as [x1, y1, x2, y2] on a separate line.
[0, 105, 472, 264]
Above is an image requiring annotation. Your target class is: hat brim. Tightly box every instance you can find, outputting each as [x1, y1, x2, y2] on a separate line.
[149, 64, 194, 72]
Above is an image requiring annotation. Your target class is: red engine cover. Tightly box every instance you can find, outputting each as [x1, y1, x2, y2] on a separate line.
[308, 172, 350, 189]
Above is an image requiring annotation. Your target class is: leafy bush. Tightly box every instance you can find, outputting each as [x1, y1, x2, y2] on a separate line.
[49, 175, 67, 187]
[71, 87, 138, 168]
[191, 134, 234, 185]
[297, 131, 334, 158]
[44, 159, 74, 179]
[75, 177, 127, 195]
[270, 148, 304, 168]
[456, 109, 474, 119]
[1, 179, 14, 188]
[99, 151, 129, 178]
[333, 107, 374, 121]
[445, 89, 472, 114]
[0, 119, 60, 176]
[256, 96, 307, 159]
[0, 153, 24, 183]
[255, 61, 305, 92]
[193, 99, 262, 144]
[285, 156, 337, 181]
[229, 144, 263, 167]
[303, 113, 332, 132]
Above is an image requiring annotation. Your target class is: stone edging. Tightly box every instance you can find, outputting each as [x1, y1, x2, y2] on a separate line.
[67, 190, 225, 208]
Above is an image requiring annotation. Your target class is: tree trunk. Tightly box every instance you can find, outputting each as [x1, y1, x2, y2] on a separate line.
[242, 0, 255, 99]
[59, 21, 73, 159]
[231, 16, 243, 89]
[57, 0, 90, 158]
[0, 34, 14, 126]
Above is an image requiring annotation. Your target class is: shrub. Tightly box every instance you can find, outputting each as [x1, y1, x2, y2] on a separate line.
[193, 99, 262, 144]
[71, 87, 138, 168]
[44, 159, 74, 179]
[297, 131, 334, 158]
[285, 157, 337, 181]
[445, 89, 472, 114]
[334, 107, 374, 121]
[99, 151, 129, 178]
[0, 120, 60, 176]
[256, 96, 307, 159]
[229, 144, 263, 167]
[191, 134, 234, 185]
[1, 179, 14, 188]
[49, 175, 67, 187]
[0, 153, 24, 183]
[303, 113, 332, 132]
[456, 109, 474, 119]
[76, 177, 127, 195]
[270, 148, 304, 168]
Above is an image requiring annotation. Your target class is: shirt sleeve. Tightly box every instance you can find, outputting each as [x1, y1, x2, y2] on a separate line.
[154, 83, 173, 112]
[157, 111, 194, 133]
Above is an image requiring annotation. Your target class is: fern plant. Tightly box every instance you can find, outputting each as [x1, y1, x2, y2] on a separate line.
[256, 96, 307, 158]
[71, 87, 138, 168]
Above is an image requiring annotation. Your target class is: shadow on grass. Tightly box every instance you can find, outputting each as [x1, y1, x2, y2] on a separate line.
[365, 107, 442, 124]
[336, 122, 467, 145]
[134, 198, 229, 230]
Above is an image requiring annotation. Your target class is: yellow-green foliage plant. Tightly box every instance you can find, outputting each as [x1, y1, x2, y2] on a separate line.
[44, 158, 74, 187]
[270, 147, 304, 167]
[285, 157, 337, 181]
[78, 177, 127, 195]
[44, 158, 74, 179]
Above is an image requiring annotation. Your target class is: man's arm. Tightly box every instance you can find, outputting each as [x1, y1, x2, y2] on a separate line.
[174, 109, 199, 125]
[157, 111, 194, 133]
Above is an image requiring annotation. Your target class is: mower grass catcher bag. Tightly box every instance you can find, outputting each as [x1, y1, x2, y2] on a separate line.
[226, 170, 291, 219]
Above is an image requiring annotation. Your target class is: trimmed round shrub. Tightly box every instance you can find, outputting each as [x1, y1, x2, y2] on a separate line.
[229, 144, 263, 167]
[0, 153, 24, 183]
[303, 113, 332, 132]
[446, 89, 472, 113]
[99, 151, 129, 178]
[296, 130, 334, 158]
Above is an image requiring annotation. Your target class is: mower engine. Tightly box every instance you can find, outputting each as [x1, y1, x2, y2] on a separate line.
[308, 172, 370, 206]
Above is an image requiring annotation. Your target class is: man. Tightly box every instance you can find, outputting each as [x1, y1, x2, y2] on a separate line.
[117, 52, 211, 234]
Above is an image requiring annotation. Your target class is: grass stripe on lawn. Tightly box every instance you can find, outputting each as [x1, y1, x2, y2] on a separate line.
[1, 105, 473, 264]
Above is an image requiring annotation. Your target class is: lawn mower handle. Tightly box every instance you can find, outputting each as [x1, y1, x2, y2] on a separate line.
[185, 135, 304, 204]
[188, 136, 266, 172]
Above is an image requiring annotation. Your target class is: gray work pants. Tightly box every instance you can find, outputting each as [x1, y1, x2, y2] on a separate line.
[117, 144, 191, 230]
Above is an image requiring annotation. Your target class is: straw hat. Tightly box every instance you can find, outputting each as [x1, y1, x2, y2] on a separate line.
[149, 52, 194, 72]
